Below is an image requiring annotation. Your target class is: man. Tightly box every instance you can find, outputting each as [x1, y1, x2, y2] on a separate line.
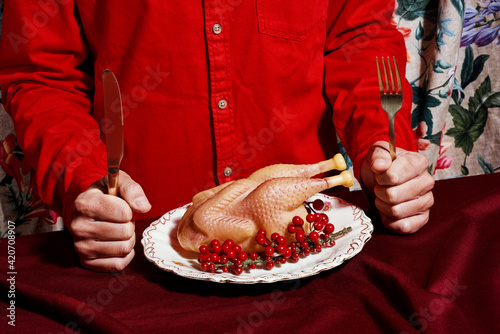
[0, 1, 434, 272]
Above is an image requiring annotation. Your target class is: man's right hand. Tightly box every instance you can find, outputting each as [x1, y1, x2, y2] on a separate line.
[69, 171, 151, 272]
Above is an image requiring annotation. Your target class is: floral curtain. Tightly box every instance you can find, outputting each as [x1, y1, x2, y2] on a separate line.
[1, 0, 499, 237]
[396, 0, 500, 178]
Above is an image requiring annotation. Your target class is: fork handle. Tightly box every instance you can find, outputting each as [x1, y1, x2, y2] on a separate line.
[388, 116, 396, 161]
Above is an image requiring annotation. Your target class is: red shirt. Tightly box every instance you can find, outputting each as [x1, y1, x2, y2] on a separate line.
[0, 0, 417, 223]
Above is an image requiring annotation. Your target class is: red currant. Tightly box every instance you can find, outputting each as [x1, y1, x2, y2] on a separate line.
[290, 244, 297, 253]
[315, 244, 322, 253]
[306, 213, 315, 223]
[198, 254, 207, 263]
[291, 257, 300, 263]
[296, 230, 306, 242]
[292, 216, 304, 226]
[283, 248, 292, 258]
[320, 214, 329, 223]
[199, 245, 209, 254]
[233, 244, 242, 253]
[292, 252, 300, 260]
[271, 233, 280, 241]
[234, 267, 243, 275]
[265, 246, 275, 256]
[276, 244, 286, 254]
[256, 234, 267, 246]
[309, 231, 319, 242]
[258, 229, 266, 235]
[222, 244, 231, 254]
[324, 223, 335, 234]
[313, 199, 324, 211]
[288, 225, 297, 233]
[279, 257, 287, 264]
[208, 263, 216, 273]
[212, 244, 221, 253]
[249, 252, 259, 260]
[248, 263, 257, 270]
[314, 213, 322, 222]
[201, 262, 209, 271]
[238, 252, 248, 261]
[226, 250, 236, 259]
[304, 248, 311, 256]
[222, 266, 229, 273]
[314, 222, 324, 231]
[276, 236, 286, 244]
[223, 239, 234, 247]
[220, 255, 229, 264]
[210, 253, 220, 263]
[300, 241, 309, 249]
[235, 259, 243, 266]
[211, 239, 220, 247]
[266, 262, 274, 270]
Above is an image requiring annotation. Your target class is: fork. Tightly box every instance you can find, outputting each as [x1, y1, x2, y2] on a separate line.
[376, 56, 403, 161]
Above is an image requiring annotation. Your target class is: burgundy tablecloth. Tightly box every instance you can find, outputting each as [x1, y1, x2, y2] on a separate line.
[1, 173, 499, 333]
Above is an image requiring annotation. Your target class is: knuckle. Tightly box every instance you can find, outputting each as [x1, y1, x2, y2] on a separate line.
[74, 241, 93, 258]
[385, 187, 398, 204]
[74, 198, 93, 217]
[122, 223, 135, 240]
[389, 204, 405, 220]
[397, 220, 415, 234]
[120, 181, 142, 196]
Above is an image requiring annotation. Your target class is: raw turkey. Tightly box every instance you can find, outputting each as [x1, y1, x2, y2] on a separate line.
[177, 154, 353, 253]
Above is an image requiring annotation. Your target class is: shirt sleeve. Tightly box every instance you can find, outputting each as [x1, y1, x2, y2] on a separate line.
[0, 2, 107, 224]
[324, 0, 418, 181]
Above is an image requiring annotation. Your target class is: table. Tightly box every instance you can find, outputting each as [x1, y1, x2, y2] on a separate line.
[1, 173, 499, 333]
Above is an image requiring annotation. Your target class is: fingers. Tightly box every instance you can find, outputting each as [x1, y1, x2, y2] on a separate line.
[375, 150, 430, 186]
[375, 191, 434, 226]
[374, 170, 435, 204]
[70, 170, 150, 272]
[74, 190, 133, 222]
[380, 211, 431, 235]
[74, 227, 136, 272]
[70, 216, 135, 241]
[81, 250, 136, 273]
[117, 171, 152, 214]
[361, 141, 435, 234]
[74, 233, 136, 259]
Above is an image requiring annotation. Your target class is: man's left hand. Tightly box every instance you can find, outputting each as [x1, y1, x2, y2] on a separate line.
[360, 141, 435, 234]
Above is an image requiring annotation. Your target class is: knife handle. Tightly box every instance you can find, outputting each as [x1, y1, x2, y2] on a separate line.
[108, 168, 119, 196]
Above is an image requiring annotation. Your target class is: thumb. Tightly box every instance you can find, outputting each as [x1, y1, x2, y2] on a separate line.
[367, 141, 393, 174]
[116, 170, 152, 213]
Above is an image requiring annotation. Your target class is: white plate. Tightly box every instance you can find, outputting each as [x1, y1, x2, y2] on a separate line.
[142, 194, 373, 284]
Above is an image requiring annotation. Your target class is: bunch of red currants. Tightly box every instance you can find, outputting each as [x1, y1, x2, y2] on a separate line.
[197, 199, 352, 275]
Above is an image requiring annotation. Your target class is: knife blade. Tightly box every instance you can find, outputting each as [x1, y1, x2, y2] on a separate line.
[102, 69, 124, 196]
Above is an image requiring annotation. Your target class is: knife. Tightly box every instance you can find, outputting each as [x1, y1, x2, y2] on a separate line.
[102, 69, 124, 196]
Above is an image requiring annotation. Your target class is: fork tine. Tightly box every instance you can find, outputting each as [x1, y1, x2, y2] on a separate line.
[393, 56, 403, 94]
[381, 57, 390, 93]
[376, 57, 384, 94]
[386, 57, 396, 94]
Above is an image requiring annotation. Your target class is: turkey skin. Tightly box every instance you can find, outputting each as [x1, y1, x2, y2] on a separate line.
[177, 154, 353, 253]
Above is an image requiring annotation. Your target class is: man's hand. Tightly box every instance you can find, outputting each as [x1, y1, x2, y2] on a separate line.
[361, 141, 435, 234]
[69, 171, 151, 272]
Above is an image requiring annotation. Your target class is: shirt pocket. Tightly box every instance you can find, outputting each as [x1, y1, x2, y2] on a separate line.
[256, 0, 329, 41]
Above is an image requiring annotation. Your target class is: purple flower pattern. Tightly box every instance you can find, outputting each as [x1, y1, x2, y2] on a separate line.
[461, 1, 500, 47]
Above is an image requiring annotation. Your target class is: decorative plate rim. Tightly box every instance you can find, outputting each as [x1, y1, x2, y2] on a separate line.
[141, 194, 373, 284]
